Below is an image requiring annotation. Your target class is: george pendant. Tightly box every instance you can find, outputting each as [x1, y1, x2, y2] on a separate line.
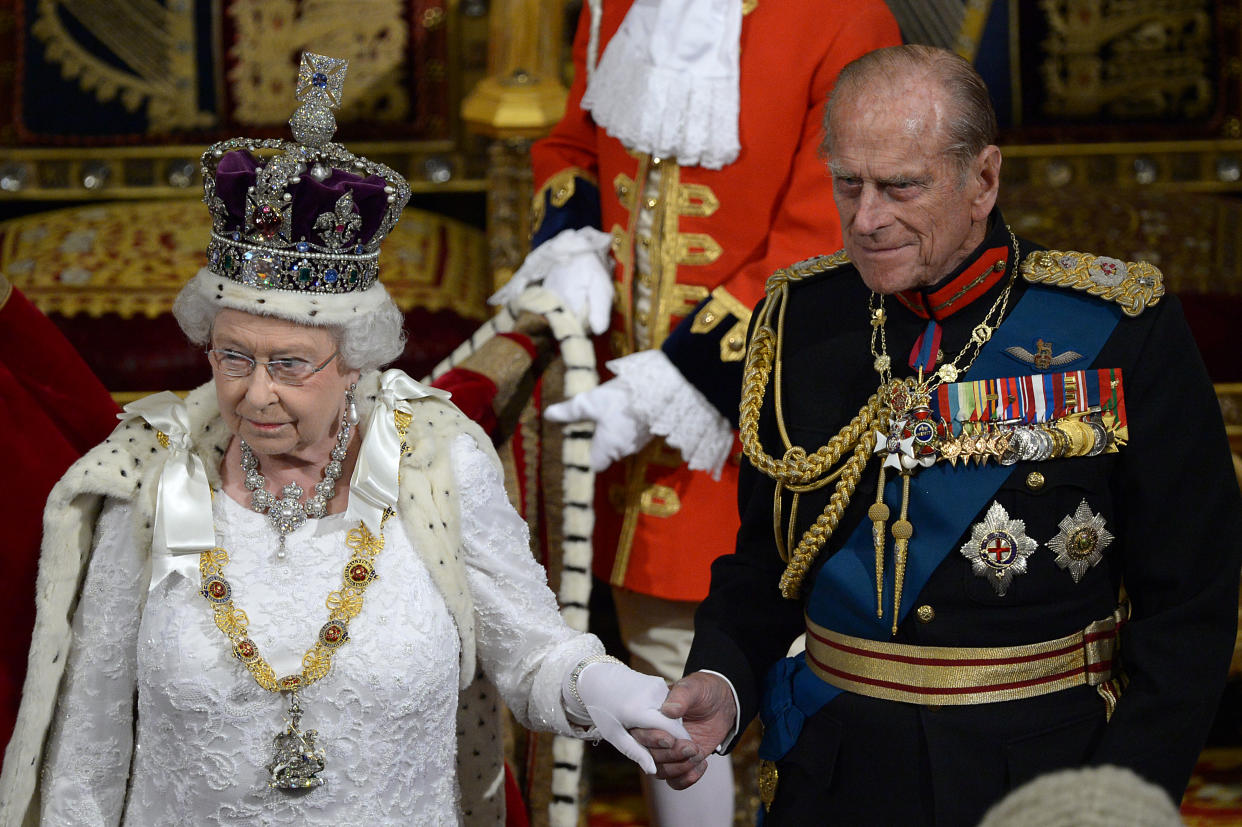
[267, 692, 326, 790]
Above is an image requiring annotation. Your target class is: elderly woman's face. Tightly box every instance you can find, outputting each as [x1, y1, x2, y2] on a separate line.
[209, 309, 360, 459]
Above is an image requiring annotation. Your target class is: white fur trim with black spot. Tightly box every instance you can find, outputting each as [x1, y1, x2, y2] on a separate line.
[183, 266, 397, 329]
[430, 286, 598, 827]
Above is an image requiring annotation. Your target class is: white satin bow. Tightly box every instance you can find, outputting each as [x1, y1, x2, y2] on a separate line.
[118, 392, 216, 591]
[347, 370, 451, 533]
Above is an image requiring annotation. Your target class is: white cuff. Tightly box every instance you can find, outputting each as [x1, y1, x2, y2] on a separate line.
[606, 350, 732, 478]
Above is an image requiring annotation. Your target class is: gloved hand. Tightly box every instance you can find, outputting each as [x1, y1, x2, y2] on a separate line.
[564, 658, 692, 775]
[545, 378, 651, 470]
[488, 227, 614, 334]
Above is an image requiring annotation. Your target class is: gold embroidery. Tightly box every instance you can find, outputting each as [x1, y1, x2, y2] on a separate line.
[690, 288, 754, 363]
[742, 0, 759, 14]
[32, 0, 212, 132]
[758, 760, 777, 811]
[531, 167, 594, 236]
[692, 286, 752, 332]
[0, 272, 10, 312]
[1021, 250, 1164, 317]
[609, 224, 631, 268]
[3, 200, 489, 321]
[764, 250, 850, 293]
[676, 233, 723, 266]
[676, 183, 720, 217]
[614, 173, 637, 212]
[639, 484, 681, 517]
[673, 283, 710, 313]
[228, 0, 407, 126]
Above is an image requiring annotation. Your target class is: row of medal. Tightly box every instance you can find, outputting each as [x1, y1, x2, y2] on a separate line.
[942, 412, 1114, 466]
[879, 403, 1118, 472]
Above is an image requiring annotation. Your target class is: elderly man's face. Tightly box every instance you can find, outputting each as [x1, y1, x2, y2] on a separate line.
[828, 78, 999, 294]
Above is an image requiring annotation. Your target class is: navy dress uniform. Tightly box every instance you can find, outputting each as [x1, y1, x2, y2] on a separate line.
[684, 213, 1242, 825]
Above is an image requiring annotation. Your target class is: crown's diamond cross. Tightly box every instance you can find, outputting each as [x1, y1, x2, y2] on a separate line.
[296, 53, 348, 109]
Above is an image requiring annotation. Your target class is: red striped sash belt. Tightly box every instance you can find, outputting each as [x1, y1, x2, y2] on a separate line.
[804, 605, 1126, 705]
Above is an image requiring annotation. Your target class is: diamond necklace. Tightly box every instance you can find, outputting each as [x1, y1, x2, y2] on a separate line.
[241, 405, 353, 559]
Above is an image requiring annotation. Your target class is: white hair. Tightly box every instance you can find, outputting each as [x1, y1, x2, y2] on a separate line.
[172, 269, 406, 372]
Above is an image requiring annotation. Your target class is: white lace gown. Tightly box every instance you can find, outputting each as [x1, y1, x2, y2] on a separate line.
[41, 434, 599, 826]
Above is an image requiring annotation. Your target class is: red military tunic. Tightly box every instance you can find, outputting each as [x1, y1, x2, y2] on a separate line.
[531, 0, 900, 601]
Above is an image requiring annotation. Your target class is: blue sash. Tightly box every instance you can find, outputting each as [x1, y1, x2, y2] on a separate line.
[758, 285, 1123, 761]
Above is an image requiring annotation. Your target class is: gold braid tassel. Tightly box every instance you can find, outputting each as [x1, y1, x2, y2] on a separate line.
[777, 432, 874, 598]
[868, 466, 889, 618]
[739, 268, 885, 599]
[890, 474, 914, 636]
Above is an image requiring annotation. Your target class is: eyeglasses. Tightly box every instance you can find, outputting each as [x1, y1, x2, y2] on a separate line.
[207, 348, 340, 386]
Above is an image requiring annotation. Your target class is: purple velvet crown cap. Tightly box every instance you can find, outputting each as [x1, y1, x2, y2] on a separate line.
[214, 149, 389, 248]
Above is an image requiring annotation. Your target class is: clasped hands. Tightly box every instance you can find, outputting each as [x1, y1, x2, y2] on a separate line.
[575, 665, 736, 787]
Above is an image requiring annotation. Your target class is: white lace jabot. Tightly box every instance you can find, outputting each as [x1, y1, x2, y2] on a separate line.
[583, 0, 742, 169]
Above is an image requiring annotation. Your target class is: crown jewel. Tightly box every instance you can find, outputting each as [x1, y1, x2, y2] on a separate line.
[201, 53, 411, 295]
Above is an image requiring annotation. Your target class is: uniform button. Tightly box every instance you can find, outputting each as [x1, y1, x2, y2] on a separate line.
[645, 197, 659, 209]
[916, 604, 935, 623]
[651, 156, 663, 166]
[1026, 471, 1045, 491]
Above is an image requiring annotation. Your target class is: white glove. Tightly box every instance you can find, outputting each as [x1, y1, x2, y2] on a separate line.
[546, 350, 733, 475]
[545, 378, 652, 470]
[489, 227, 615, 334]
[565, 659, 692, 775]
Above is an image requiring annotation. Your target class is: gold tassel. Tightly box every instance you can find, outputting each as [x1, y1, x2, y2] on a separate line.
[890, 473, 914, 636]
[868, 466, 889, 618]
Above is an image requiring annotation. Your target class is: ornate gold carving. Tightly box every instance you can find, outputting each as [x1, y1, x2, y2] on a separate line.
[1020, 249, 1164, 317]
[676, 233, 723, 266]
[676, 183, 720, 217]
[228, 0, 408, 125]
[32, 0, 213, 132]
[1038, 1, 1214, 120]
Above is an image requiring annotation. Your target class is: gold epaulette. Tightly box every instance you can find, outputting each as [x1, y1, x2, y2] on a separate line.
[1020, 249, 1164, 318]
[764, 250, 850, 294]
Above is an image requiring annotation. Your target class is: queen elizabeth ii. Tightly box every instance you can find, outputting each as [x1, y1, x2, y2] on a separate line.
[0, 54, 682, 826]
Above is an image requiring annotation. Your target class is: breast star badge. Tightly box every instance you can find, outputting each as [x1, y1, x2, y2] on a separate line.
[1048, 499, 1113, 582]
[960, 501, 1038, 596]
